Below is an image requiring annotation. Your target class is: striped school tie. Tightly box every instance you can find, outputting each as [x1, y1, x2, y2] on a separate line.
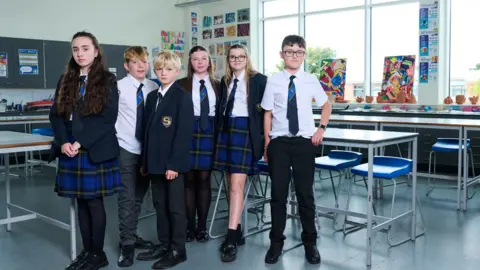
[287, 75, 299, 135]
[199, 79, 209, 131]
[135, 83, 145, 142]
[79, 75, 87, 97]
[223, 78, 239, 128]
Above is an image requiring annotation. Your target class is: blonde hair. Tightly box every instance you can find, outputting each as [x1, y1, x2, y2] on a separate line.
[224, 44, 257, 95]
[124, 46, 149, 63]
[153, 50, 181, 70]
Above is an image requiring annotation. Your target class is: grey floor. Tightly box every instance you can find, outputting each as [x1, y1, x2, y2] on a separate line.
[1, 167, 480, 270]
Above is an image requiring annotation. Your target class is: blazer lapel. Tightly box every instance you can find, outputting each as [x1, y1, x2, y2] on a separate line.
[152, 84, 177, 124]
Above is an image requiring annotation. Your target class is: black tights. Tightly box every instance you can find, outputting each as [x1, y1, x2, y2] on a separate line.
[184, 170, 212, 231]
[77, 197, 107, 254]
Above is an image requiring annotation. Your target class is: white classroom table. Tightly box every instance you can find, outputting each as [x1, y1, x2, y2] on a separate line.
[315, 128, 420, 267]
[315, 114, 480, 211]
[0, 131, 77, 260]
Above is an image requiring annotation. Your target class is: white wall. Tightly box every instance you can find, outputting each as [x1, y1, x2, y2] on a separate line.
[0, 0, 186, 104]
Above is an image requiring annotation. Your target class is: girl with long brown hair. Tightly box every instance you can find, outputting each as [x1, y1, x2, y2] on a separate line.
[49, 31, 120, 270]
[213, 44, 267, 262]
[177, 45, 222, 243]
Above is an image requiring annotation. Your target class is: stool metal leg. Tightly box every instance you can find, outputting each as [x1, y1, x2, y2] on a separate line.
[427, 151, 435, 196]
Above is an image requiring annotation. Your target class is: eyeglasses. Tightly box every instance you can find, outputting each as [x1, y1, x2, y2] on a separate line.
[283, 50, 306, 57]
[229, 55, 247, 62]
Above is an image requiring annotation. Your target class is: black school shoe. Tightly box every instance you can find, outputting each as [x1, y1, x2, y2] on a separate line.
[304, 245, 321, 264]
[117, 245, 135, 267]
[65, 250, 91, 270]
[220, 243, 237, 262]
[218, 225, 245, 252]
[264, 243, 283, 264]
[186, 229, 195, 242]
[152, 250, 187, 269]
[118, 235, 154, 250]
[137, 245, 169, 261]
[79, 251, 109, 270]
[195, 228, 209, 242]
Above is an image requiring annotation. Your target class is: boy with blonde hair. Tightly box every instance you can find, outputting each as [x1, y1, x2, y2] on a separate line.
[136, 51, 193, 269]
[116, 46, 158, 267]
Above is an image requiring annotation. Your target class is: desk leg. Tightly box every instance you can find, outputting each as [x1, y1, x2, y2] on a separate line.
[457, 128, 462, 210]
[366, 144, 373, 266]
[4, 153, 11, 232]
[411, 137, 418, 239]
[463, 129, 468, 211]
[70, 198, 77, 260]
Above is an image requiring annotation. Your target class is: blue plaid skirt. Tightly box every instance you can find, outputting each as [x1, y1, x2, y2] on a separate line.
[55, 149, 121, 199]
[213, 117, 258, 175]
[190, 116, 215, 170]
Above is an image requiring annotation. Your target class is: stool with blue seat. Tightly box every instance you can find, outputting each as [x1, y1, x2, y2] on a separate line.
[346, 156, 425, 246]
[315, 150, 363, 229]
[427, 138, 475, 196]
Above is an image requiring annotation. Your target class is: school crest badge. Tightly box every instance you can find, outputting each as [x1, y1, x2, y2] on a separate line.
[162, 116, 172, 128]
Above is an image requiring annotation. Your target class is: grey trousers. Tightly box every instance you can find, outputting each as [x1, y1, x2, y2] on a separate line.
[118, 147, 150, 246]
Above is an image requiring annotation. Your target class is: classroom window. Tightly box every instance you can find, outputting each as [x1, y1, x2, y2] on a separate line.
[263, 0, 299, 18]
[305, 9, 365, 100]
[263, 17, 299, 76]
[450, 0, 480, 98]
[371, 2, 420, 98]
[305, 0, 364, 12]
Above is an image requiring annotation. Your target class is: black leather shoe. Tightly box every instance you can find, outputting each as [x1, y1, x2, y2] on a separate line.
[218, 230, 245, 251]
[304, 245, 321, 264]
[152, 250, 187, 269]
[66, 250, 91, 270]
[195, 229, 209, 242]
[79, 251, 109, 270]
[186, 230, 195, 242]
[117, 245, 135, 267]
[220, 243, 237, 262]
[135, 236, 154, 250]
[264, 243, 283, 264]
[137, 245, 168, 261]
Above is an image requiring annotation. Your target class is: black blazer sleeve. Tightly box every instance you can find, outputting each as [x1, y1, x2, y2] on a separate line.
[74, 74, 119, 150]
[256, 74, 268, 135]
[167, 91, 194, 172]
[49, 75, 69, 147]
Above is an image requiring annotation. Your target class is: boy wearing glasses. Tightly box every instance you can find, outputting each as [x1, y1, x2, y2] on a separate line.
[261, 35, 331, 265]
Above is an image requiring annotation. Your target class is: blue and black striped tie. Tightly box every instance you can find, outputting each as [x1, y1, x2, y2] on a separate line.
[199, 79, 209, 131]
[287, 75, 299, 135]
[79, 75, 87, 97]
[135, 83, 145, 141]
[224, 78, 239, 128]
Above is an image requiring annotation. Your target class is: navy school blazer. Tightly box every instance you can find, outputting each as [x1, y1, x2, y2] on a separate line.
[176, 77, 224, 133]
[142, 82, 194, 174]
[49, 72, 120, 163]
[217, 73, 268, 161]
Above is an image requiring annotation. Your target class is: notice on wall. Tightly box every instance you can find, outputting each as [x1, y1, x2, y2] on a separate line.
[419, 1, 438, 83]
[18, 49, 39, 75]
[0, 52, 7, 78]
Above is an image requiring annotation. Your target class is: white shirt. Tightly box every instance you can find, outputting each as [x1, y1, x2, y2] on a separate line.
[261, 70, 328, 139]
[192, 75, 216, 117]
[227, 70, 249, 117]
[115, 74, 159, 154]
[156, 82, 174, 110]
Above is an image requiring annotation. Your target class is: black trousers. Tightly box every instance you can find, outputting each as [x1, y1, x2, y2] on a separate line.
[151, 174, 186, 252]
[117, 147, 151, 246]
[267, 136, 317, 246]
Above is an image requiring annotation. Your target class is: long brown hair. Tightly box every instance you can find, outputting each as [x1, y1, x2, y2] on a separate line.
[186, 46, 217, 95]
[56, 31, 111, 117]
[224, 44, 258, 96]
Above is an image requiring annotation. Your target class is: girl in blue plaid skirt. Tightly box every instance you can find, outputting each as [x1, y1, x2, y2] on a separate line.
[213, 44, 268, 262]
[177, 46, 222, 243]
[49, 31, 120, 270]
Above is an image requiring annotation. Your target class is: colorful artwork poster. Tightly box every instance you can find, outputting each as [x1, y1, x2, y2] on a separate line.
[226, 25, 236, 37]
[214, 15, 224, 25]
[216, 44, 224, 56]
[238, 8, 250, 22]
[226, 12, 235, 23]
[419, 7, 428, 29]
[191, 12, 198, 27]
[208, 44, 216, 55]
[420, 35, 429, 56]
[240, 40, 248, 47]
[237, 23, 250, 37]
[380, 55, 416, 102]
[420, 62, 428, 83]
[203, 16, 212, 28]
[203, 29, 212, 39]
[319, 58, 347, 100]
[214, 27, 225, 38]
[224, 41, 231, 53]
[160, 31, 186, 69]
[18, 49, 39, 75]
[0, 52, 7, 78]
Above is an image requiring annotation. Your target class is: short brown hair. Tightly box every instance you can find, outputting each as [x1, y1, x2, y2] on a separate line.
[281, 35, 306, 50]
[124, 46, 149, 63]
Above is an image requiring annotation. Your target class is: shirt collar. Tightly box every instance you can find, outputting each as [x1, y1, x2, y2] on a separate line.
[282, 69, 303, 81]
[158, 82, 174, 95]
[127, 74, 147, 88]
[233, 69, 245, 82]
[194, 74, 210, 84]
